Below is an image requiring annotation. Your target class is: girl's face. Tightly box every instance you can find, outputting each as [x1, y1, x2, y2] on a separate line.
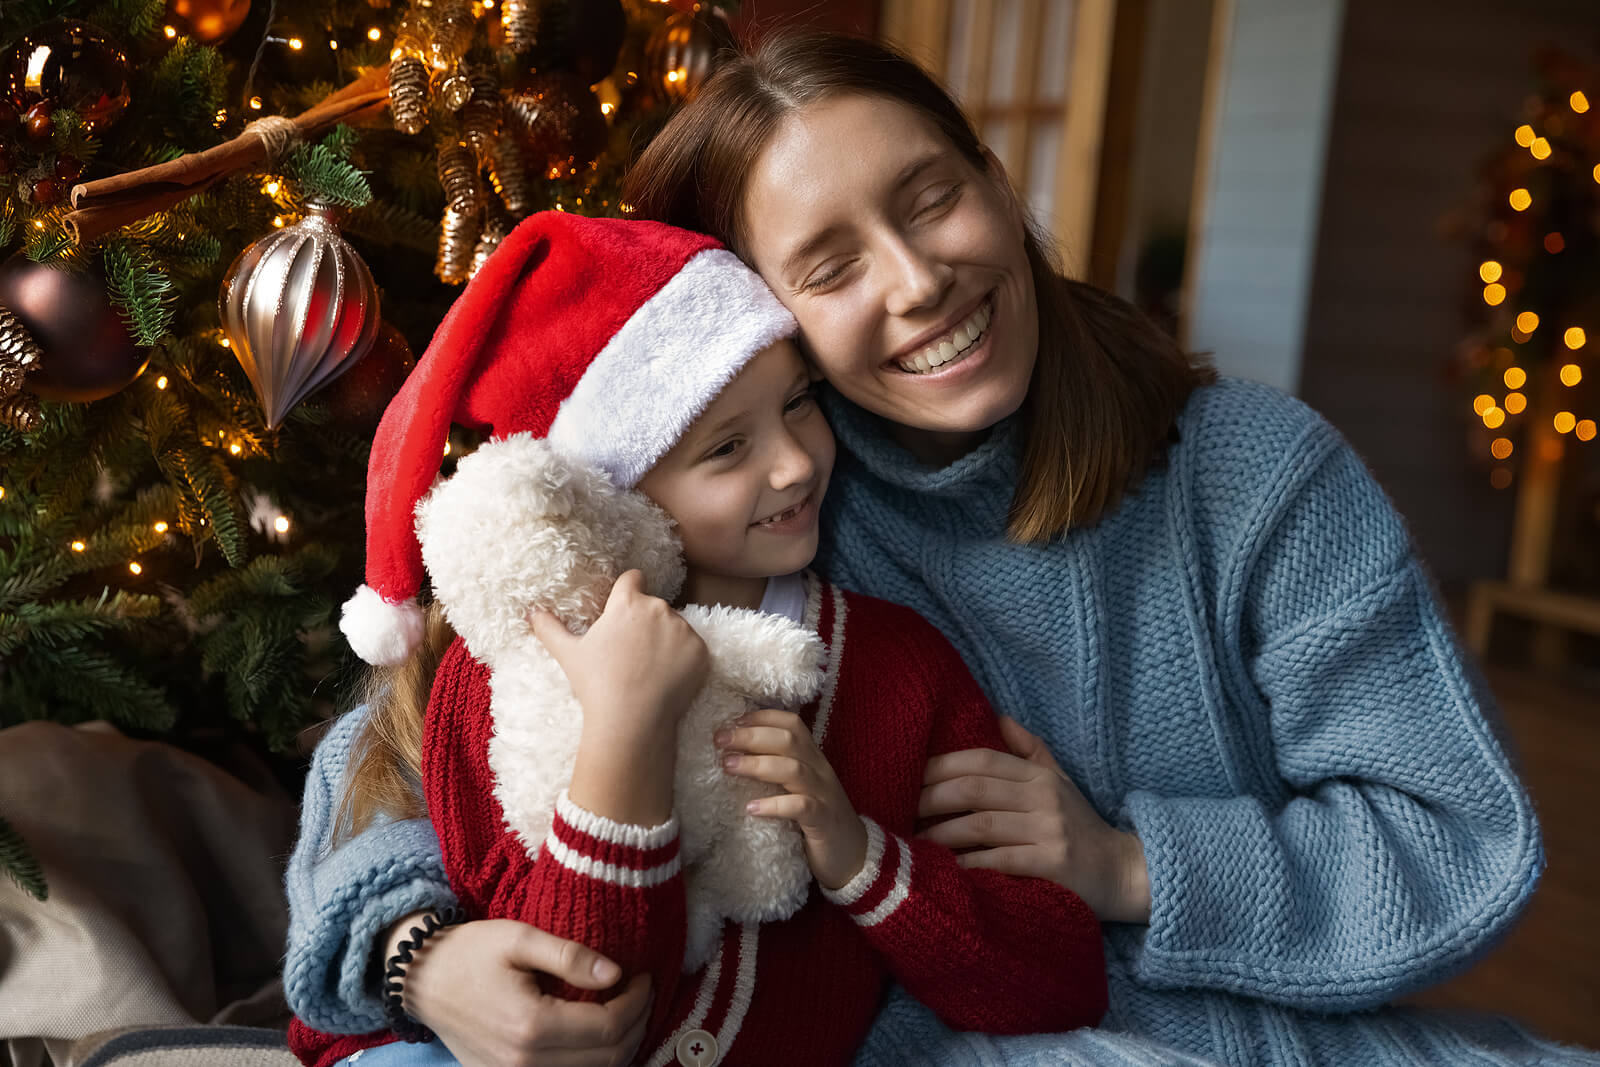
[637, 339, 835, 608]
[740, 94, 1039, 460]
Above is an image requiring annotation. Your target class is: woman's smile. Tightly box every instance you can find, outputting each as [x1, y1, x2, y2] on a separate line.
[889, 292, 995, 376]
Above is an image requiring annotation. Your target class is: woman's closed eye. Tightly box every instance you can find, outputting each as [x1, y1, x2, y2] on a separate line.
[915, 181, 963, 218]
[800, 260, 853, 292]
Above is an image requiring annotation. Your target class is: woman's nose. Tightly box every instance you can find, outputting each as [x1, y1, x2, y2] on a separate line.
[883, 236, 954, 317]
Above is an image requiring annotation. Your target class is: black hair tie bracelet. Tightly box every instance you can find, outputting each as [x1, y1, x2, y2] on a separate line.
[382, 904, 467, 1042]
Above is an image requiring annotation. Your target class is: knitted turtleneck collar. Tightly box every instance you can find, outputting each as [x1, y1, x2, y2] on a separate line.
[818, 387, 1021, 500]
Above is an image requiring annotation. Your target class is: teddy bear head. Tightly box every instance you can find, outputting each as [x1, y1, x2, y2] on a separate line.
[415, 433, 686, 662]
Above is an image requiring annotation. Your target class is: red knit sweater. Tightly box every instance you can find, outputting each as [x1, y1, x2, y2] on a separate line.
[291, 581, 1106, 1066]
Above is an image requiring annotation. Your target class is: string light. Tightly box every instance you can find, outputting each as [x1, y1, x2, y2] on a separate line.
[250, 96, 263, 110]
[1572, 91, 1591, 114]
[229, 442, 242, 455]
[164, 25, 177, 38]
[1554, 411, 1576, 434]
[1483, 284, 1505, 306]
[156, 376, 169, 389]
[368, 27, 382, 40]
[1563, 327, 1586, 349]
[1509, 188, 1532, 211]
[1505, 392, 1527, 414]
[265, 180, 281, 195]
[1515, 311, 1539, 333]
[1529, 137, 1551, 160]
[1479, 260, 1502, 283]
[329, 40, 338, 50]
[128, 562, 142, 575]
[289, 37, 304, 50]
[0, 486, 5, 500]
[274, 516, 291, 534]
[71, 541, 86, 552]
[273, 216, 286, 227]
[154, 521, 168, 533]
[220, 337, 230, 348]
[1560, 363, 1582, 387]
[443, 440, 452, 456]
[1483, 406, 1506, 429]
[1514, 125, 1535, 147]
[1503, 367, 1526, 389]
[1490, 437, 1513, 460]
[1577, 420, 1597, 442]
[1473, 394, 1496, 416]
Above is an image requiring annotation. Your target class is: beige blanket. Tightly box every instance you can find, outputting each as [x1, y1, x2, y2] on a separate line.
[0, 721, 298, 1067]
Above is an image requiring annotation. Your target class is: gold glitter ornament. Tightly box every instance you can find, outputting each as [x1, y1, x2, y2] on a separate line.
[436, 203, 480, 284]
[486, 137, 532, 217]
[438, 70, 473, 111]
[460, 65, 502, 158]
[437, 141, 482, 211]
[388, 55, 430, 135]
[0, 391, 41, 432]
[500, 0, 540, 53]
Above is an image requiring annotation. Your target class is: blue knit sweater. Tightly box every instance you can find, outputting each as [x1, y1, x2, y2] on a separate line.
[284, 379, 1592, 1065]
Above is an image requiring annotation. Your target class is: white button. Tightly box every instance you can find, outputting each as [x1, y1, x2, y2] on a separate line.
[676, 1028, 719, 1066]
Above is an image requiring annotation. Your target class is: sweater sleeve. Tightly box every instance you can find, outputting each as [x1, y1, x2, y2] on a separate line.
[1123, 428, 1543, 1011]
[282, 705, 458, 1034]
[823, 618, 1107, 1035]
[422, 640, 688, 1041]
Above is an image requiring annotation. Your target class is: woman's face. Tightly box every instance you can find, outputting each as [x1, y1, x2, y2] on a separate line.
[740, 94, 1039, 452]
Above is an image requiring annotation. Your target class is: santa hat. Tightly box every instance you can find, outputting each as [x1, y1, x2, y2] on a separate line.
[340, 211, 797, 666]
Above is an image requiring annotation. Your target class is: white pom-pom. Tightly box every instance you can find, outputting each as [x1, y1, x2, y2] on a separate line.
[340, 585, 426, 666]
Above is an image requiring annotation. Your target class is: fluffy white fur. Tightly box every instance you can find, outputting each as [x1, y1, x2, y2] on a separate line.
[339, 584, 426, 666]
[415, 434, 822, 969]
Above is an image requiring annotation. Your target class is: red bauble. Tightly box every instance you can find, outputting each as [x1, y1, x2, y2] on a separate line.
[30, 178, 61, 204]
[53, 154, 82, 182]
[24, 102, 53, 141]
[319, 320, 415, 427]
[522, 0, 625, 85]
[506, 72, 607, 175]
[0, 255, 147, 403]
[2, 20, 132, 134]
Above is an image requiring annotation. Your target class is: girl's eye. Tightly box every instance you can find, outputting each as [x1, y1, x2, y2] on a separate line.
[784, 388, 816, 414]
[707, 438, 742, 460]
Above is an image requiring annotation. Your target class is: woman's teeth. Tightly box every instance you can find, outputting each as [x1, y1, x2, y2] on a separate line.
[898, 301, 992, 374]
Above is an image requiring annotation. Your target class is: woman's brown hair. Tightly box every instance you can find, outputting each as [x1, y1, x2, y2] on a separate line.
[622, 31, 1215, 542]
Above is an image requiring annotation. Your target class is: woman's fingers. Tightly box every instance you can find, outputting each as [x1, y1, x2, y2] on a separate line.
[501, 922, 621, 990]
[923, 745, 1038, 786]
[538, 973, 652, 1052]
[916, 809, 1041, 849]
[918, 772, 1035, 817]
[950, 843, 1051, 880]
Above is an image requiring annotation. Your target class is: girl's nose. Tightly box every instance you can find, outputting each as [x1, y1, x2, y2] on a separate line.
[769, 428, 817, 490]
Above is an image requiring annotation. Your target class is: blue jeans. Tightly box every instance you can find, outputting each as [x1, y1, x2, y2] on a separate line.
[336, 1040, 460, 1066]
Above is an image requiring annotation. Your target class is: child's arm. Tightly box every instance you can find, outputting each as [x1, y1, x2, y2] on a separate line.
[424, 572, 707, 1040]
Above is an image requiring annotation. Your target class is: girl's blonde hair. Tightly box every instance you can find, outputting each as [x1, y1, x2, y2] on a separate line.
[333, 600, 454, 842]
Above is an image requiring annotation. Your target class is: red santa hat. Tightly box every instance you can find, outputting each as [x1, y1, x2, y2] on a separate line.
[340, 211, 797, 666]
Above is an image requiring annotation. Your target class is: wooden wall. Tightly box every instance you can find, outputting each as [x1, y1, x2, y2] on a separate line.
[1297, 0, 1596, 587]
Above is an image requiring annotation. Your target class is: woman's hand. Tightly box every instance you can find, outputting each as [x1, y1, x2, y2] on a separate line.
[917, 715, 1151, 924]
[390, 913, 651, 1067]
[716, 709, 869, 890]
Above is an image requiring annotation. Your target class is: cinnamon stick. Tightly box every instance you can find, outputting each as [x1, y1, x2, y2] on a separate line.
[65, 64, 394, 244]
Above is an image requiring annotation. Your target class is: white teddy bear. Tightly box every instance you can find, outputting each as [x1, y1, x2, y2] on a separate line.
[415, 432, 822, 970]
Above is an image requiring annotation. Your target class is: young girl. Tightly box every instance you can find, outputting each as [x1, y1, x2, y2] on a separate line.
[289, 211, 1106, 1066]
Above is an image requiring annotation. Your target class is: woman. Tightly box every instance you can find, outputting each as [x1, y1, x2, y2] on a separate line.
[285, 31, 1581, 1067]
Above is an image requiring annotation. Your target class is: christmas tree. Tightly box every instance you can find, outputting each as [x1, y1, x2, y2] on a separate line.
[0, 0, 738, 900]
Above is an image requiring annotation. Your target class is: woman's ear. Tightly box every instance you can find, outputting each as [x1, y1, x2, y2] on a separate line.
[978, 145, 1029, 238]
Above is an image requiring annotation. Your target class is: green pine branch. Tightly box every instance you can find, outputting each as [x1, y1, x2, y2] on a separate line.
[0, 814, 46, 902]
[104, 241, 177, 345]
[289, 127, 373, 209]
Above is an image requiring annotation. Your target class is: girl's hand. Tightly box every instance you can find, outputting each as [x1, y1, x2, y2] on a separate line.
[389, 913, 652, 1067]
[716, 709, 869, 890]
[529, 569, 710, 739]
[917, 715, 1152, 924]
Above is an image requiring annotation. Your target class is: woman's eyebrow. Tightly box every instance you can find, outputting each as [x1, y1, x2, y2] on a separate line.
[781, 225, 844, 277]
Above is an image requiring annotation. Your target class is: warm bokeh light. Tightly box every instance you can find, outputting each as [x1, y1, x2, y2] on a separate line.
[229, 442, 242, 455]
[369, 27, 382, 40]
[1509, 188, 1532, 211]
[444, 440, 452, 456]
[1544, 232, 1565, 254]
[1560, 363, 1582, 386]
[1515, 311, 1540, 333]
[154, 521, 168, 533]
[1490, 437, 1514, 460]
[129, 562, 142, 575]
[220, 337, 230, 347]
[163, 25, 177, 38]
[289, 37, 304, 50]
[250, 96, 263, 110]
[1530, 137, 1552, 160]
[1572, 91, 1591, 114]
[1483, 283, 1506, 306]
[156, 376, 169, 389]
[1564, 327, 1586, 349]
[1490, 468, 1513, 489]
[1514, 124, 1535, 147]
[1503, 367, 1526, 389]
[1479, 260, 1502, 283]
[1483, 407, 1506, 429]
[1505, 392, 1527, 414]
[1554, 411, 1576, 434]
[1474, 393, 1496, 415]
[1577, 420, 1597, 442]
[274, 516, 291, 534]
[71, 541, 86, 552]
